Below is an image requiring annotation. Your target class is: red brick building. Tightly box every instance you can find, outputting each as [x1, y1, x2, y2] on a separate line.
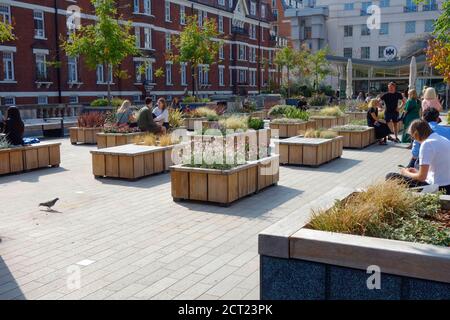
[0, 0, 278, 105]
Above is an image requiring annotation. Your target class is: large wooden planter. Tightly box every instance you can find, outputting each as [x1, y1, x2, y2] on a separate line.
[270, 121, 316, 138]
[310, 115, 349, 129]
[276, 136, 343, 167]
[251, 110, 268, 120]
[171, 155, 279, 206]
[259, 190, 450, 300]
[69, 127, 103, 145]
[0, 142, 61, 175]
[183, 117, 208, 131]
[96, 132, 144, 149]
[332, 127, 376, 149]
[91, 144, 176, 179]
[345, 111, 367, 121]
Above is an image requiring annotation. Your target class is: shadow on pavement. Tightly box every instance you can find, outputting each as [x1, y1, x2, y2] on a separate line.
[0, 256, 26, 300]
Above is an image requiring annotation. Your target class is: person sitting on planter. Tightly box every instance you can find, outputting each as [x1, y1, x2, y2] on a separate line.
[421, 87, 442, 113]
[407, 107, 450, 169]
[116, 100, 134, 126]
[137, 97, 166, 134]
[1, 106, 24, 146]
[153, 97, 170, 131]
[366, 99, 391, 145]
[386, 119, 450, 195]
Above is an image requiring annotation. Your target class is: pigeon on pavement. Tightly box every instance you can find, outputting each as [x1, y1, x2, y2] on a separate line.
[39, 198, 59, 211]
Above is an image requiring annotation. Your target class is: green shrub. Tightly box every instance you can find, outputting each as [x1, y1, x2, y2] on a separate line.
[319, 106, 345, 117]
[248, 117, 264, 130]
[284, 108, 310, 121]
[308, 94, 328, 107]
[90, 98, 123, 107]
[219, 116, 248, 131]
[0, 135, 11, 149]
[268, 105, 295, 117]
[304, 128, 338, 139]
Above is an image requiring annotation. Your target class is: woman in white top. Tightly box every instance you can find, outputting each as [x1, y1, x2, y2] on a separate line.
[153, 97, 169, 130]
[386, 119, 450, 194]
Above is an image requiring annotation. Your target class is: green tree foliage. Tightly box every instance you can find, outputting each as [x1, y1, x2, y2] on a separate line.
[309, 48, 331, 91]
[0, 20, 14, 42]
[61, 0, 139, 104]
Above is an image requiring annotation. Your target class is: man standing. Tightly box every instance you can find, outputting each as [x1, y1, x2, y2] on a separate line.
[380, 82, 405, 143]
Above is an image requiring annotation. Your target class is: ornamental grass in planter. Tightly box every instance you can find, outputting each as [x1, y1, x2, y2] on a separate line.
[331, 125, 376, 149]
[345, 102, 369, 121]
[269, 106, 316, 138]
[69, 112, 106, 145]
[183, 107, 220, 131]
[310, 106, 349, 129]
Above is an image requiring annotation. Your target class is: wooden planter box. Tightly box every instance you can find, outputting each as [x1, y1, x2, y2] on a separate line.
[0, 142, 61, 175]
[345, 111, 367, 121]
[332, 127, 376, 149]
[69, 127, 103, 145]
[251, 110, 268, 119]
[276, 136, 343, 167]
[97, 132, 144, 149]
[259, 190, 450, 300]
[183, 117, 208, 131]
[270, 121, 317, 138]
[310, 115, 349, 129]
[171, 155, 279, 206]
[91, 144, 176, 179]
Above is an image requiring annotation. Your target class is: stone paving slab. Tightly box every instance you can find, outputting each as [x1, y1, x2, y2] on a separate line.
[0, 138, 410, 300]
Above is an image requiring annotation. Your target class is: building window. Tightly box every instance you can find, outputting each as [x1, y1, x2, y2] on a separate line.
[219, 66, 224, 86]
[343, 48, 352, 58]
[133, 0, 140, 13]
[69, 96, 79, 104]
[165, 62, 172, 85]
[34, 10, 45, 39]
[405, 0, 418, 12]
[229, 0, 234, 9]
[238, 45, 246, 61]
[405, 21, 416, 33]
[250, 24, 256, 39]
[361, 47, 370, 59]
[344, 3, 354, 10]
[380, 0, 390, 7]
[423, 0, 438, 11]
[249, 70, 256, 86]
[218, 0, 225, 6]
[304, 27, 312, 39]
[35, 54, 47, 80]
[135, 62, 142, 83]
[425, 20, 435, 32]
[198, 10, 207, 27]
[143, 0, 151, 15]
[198, 65, 209, 85]
[250, 2, 256, 15]
[68, 56, 78, 83]
[4, 96, 15, 106]
[0, 4, 11, 23]
[378, 46, 387, 59]
[145, 63, 153, 82]
[344, 25, 353, 37]
[165, 1, 171, 22]
[165, 33, 171, 52]
[3, 52, 14, 81]
[361, 1, 372, 15]
[97, 64, 104, 83]
[261, 27, 264, 41]
[261, 5, 266, 18]
[144, 28, 152, 49]
[219, 45, 224, 59]
[379, 23, 389, 35]
[239, 70, 246, 83]
[229, 44, 233, 60]
[38, 96, 48, 105]
[361, 25, 371, 36]
[230, 68, 233, 85]
[218, 16, 223, 33]
[180, 6, 186, 25]
[181, 63, 187, 86]
[135, 27, 141, 47]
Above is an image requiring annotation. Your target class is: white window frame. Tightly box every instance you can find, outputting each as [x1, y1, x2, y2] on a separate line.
[106, 64, 113, 84]
[218, 0, 225, 6]
[165, 1, 171, 22]
[143, 0, 151, 15]
[218, 15, 223, 33]
[250, 1, 256, 15]
[133, 0, 140, 13]
[219, 66, 225, 86]
[219, 45, 224, 60]
[37, 96, 48, 105]
[0, 4, 11, 24]
[181, 63, 187, 86]
[230, 68, 233, 85]
[261, 5, 266, 18]
[166, 62, 172, 85]
[68, 56, 78, 83]
[35, 53, 47, 80]
[3, 51, 14, 81]
[69, 95, 79, 104]
[135, 62, 143, 83]
[34, 10, 45, 39]
[4, 96, 15, 106]
[180, 5, 186, 25]
[144, 27, 152, 49]
[165, 33, 171, 52]
[135, 27, 141, 48]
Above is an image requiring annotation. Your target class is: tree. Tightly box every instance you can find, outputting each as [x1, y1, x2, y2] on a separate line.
[170, 15, 221, 98]
[308, 48, 331, 91]
[61, 0, 140, 105]
[274, 46, 297, 98]
[0, 20, 14, 42]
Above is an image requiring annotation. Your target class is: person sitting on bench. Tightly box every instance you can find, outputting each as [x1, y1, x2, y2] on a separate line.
[1, 106, 24, 145]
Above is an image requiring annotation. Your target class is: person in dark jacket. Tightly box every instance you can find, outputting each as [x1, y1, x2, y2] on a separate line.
[2, 106, 24, 145]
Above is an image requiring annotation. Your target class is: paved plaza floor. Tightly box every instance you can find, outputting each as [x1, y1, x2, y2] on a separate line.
[0, 138, 410, 300]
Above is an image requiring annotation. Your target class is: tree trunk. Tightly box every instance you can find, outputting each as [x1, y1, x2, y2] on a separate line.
[106, 64, 112, 106]
[191, 65, 195, 97]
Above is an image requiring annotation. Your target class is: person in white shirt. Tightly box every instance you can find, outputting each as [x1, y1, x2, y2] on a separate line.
[153, 97, 169, 130]
[386, 119, 450, 194]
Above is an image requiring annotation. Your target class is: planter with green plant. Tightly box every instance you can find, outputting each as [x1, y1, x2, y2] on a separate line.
[310, 106, 349, 129]
[275, 129, 343, 166]
[259, 181, 450, 300]
[307, 94, 329, 109]
[269, 106, 316, 138]
[96, 124, 144, 149]
[331, 125, 376, 149]
[345, 102, 369, 121]
[69, 112, 106, 145]
[183, 107, 219, 131]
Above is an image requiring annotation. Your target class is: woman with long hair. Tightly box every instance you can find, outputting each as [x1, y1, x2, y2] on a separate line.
[2, 106, 24, 145]
[402, 89, 421, 143]
[153, 97, 169, 130]
[422, 87, 442, 112]
[367, 99, 392, 145]
[116, 100, 133, 125]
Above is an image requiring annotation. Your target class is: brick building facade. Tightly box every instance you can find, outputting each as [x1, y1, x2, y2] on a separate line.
[0, 0, 278, 106]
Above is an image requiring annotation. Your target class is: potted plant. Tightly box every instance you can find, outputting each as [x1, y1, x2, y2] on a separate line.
[69, 112, 106, 145]
[310, 106, 349, 129]
[331, 124, 376, 149]
[345, 101, 369, 121]
[307, 93, 329, 109]
[183, 107, 219, 131]
[276, 129, 343, 166]
[259, 181, 450, 300]
[269, 106, 316, 138]
[96, 123, 143, 149]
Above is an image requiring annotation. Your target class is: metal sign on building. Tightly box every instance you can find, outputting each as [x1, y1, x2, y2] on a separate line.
[383, 46, 398, 61]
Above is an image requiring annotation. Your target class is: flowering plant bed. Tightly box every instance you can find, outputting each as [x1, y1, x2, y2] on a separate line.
[97, 128, 144, 149]
[259, 182, 450, 300]
[69, 112, 106, 144]
[0, 142, 61, 175]
[170, 155, 279, 206]
[91, 144, 176, 179]
[331, 125, 376, 149]
[270, 120, 317, 138]
[276, 135, 343, 167]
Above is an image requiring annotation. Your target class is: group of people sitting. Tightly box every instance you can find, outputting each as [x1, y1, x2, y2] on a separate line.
[0, 106, 25, 146]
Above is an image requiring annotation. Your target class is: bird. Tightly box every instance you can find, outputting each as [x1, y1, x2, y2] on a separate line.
[39, 198, 59, 211]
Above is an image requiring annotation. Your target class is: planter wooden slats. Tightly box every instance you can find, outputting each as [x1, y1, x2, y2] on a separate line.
[91, 144, 175, 179]
[277, 136, 343, 167]
[69, 127, 103, 144]
[332, 127, 376, 149]
[96, 132, 144, 149]
[345, 112, 367, 121]
[270, 121, 317, 138]
[0, 142, 61, 175]
[310, 115, 349, 129]
[251, 110, 268, 119]
[183, 117, 208, 131]
[170, 155, 279, 206]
